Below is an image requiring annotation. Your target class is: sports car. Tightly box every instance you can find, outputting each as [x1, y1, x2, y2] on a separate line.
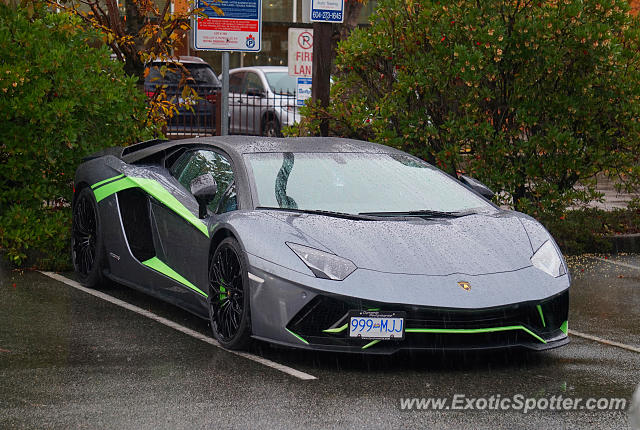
[72, 136, 570, 353]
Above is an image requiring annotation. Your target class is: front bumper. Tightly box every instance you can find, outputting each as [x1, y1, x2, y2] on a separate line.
[246, 255, 570, 355]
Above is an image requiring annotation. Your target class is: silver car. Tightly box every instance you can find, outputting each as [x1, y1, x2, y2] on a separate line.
[223, 66, 301, 136]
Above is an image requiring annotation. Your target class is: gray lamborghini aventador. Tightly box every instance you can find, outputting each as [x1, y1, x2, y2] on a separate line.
[71, 136, 570, 354]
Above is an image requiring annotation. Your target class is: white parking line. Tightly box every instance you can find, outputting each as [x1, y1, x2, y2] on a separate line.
[590, 256, 640, 271]
[569, 329, 640, 354]
[40, 271, 317, 381]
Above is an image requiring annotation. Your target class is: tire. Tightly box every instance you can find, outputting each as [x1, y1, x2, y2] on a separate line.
[208, 237, 252, 350]
[261, 117, 281, 137]
[71, 187, 107, 288]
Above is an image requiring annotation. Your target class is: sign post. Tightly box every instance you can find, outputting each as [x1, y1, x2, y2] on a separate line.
[288, 28, 313, 78]
[193, 0, 262, 52]
[296, 77, 312, 106]
[310, 0, 344, 23]
[310, 0, 342, 136]
[192, 0, 262, 135]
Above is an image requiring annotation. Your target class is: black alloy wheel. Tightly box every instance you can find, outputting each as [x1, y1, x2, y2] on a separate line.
[209, 237, 251, 349]
[71, 187, 106, 287]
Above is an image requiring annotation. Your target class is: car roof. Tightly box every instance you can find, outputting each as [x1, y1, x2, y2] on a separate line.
[115, 137, 404, 165]
[228, 66, 288, 74]
[151, 56, 209, 65]
[178, 136, 402, 156]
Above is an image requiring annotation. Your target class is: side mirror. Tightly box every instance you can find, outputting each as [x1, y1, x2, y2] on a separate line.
[246, 88, 266, 97]
[190, 173, 217, 218]
[459, 175, 495, 200]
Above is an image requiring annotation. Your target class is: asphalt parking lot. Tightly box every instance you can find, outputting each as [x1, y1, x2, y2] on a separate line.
[0, 254, 638, 429]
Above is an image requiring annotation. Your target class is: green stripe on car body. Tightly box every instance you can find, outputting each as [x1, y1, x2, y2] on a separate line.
[404, 325, 547, 344]
[142, 257, 208, 297]
[286, 328, 310, 345]
[536, 304, 546, 327]
[361, 339, 381, 349]
[91, 174, 125, 189]
[323, 323, 349, 334]
[560, 320, 568, 334]
[92, 175, 209, 237]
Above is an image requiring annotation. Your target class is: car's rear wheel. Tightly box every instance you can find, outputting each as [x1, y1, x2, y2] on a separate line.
[208, 237, 251, 350]
[261, 117, 281, 137]
[71, 187, 106, 288]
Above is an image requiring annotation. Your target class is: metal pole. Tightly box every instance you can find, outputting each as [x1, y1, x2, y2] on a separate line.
[293, 0, 297, 23]
[311, 22, 331, 136]
[221, 51, 229, 136]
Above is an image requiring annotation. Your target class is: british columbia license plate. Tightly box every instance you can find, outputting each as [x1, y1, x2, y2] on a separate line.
[348, 311, 405, 340]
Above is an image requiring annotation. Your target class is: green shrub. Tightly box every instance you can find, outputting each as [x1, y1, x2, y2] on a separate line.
[0, 5, 153, 269]
[542, 207, 640, 255]
[304, 0, 640, 219]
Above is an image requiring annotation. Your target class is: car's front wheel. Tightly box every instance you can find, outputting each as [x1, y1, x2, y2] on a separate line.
[71, 187, 106, 288]
[208, 237, 252, 350]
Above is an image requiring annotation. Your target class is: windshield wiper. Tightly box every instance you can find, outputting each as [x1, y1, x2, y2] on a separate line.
[256, 207, 379, 221]
[358, 210, 473, 218]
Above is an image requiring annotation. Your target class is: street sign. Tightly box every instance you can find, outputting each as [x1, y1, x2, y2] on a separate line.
[193, 0, 262, 51]
[296, 77, 312, 106]
[310, 0, 344, 23]
[288, 28, 313, 77]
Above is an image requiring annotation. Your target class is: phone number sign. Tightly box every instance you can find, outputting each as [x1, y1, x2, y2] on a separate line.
[310, 0, 344, 23]
[193, 0, 262, 51]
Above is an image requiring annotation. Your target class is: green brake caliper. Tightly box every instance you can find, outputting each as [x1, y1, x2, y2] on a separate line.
[219, 285, 226, 302]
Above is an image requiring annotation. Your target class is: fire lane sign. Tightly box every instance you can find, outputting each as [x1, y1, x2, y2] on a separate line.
[288, 28, 313, 77]
[193, 0, 262, 51]
[310, 0, 344, 23]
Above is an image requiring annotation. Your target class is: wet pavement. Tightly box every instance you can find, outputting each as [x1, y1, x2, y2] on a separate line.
[0, 255, 638, 429]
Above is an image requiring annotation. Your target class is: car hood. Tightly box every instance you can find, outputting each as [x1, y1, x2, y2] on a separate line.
[262, 211, 538, 276]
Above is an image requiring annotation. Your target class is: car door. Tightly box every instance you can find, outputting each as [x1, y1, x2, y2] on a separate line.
[242, 72, 267, 135]
[228, 71, 245, 134]
[150, 149, 237, 305]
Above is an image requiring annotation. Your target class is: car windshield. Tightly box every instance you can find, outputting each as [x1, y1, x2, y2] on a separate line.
[245, 152, 494, 215]
[264, 72, 296, 96]
[148, 63, 221, 86]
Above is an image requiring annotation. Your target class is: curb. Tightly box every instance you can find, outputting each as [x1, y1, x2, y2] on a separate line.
[607, 233, 640, 254]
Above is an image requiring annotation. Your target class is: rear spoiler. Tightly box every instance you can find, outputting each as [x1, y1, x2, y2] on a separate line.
[82, 139, 168, 162]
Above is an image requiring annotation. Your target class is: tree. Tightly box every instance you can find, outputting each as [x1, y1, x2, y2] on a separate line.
[0, 4, 153, 268]
[49, 0, 220, 130]
[309, 0, 640, 217]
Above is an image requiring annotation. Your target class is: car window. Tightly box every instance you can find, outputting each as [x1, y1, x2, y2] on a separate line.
[264, 72, 296, 95]
[229, 72, 244, 93]
[217, 183, 238, 214]
[170, 150, 235, 212]
[243, 72, 264, 95]
[146, 63, 221, 87]
[245, 152, 493, 214]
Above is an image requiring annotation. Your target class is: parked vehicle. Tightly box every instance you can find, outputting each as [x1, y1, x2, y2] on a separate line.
[72, 136, 570, 353]
[223, 66, 300, 136]
[145, 56, 221, 135]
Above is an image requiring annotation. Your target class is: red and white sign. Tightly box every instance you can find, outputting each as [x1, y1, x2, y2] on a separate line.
[288, 28, 313, 77]
[193, 0, 261, 52]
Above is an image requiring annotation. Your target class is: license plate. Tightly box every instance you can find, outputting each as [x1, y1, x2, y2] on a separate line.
[348, 311, 405, 340]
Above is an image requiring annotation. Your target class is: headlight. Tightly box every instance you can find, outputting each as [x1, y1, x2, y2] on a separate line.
[287, 242, 357, 281]
[281, 105, 295, 112]
[531, 240, 566, 277]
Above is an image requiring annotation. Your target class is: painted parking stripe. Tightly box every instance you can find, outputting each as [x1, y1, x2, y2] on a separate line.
[569, 329, 640, 354]
[590, 256, 640, 271]
[40, 271, 317, 381]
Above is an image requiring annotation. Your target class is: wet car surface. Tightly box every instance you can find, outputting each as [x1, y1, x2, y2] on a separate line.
[0, 254, 638, 429]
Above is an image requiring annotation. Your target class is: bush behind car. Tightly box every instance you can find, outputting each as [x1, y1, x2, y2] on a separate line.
[0, 5, 154, 269]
